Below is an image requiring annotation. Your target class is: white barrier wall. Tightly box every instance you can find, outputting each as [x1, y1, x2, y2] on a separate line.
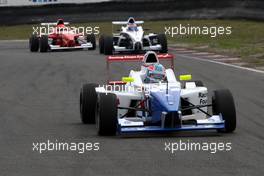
[0, 0, 110, 6]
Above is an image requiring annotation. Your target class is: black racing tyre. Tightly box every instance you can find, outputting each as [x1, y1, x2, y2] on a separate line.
[80, 83, 99, 124]
[157, 34, 168, 53]
[103, 36, 113, 55]
[99, 35, 105, 54]
[87, 34, 96, 50]
[212, 89, 236, 133]
[194, 80, 204, 87]
[39, 35, 49, 52]
[29, 34, 39, 52]
[96, 93, 117, 135]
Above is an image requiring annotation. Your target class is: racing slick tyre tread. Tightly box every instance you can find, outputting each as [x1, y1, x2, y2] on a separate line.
[29, 34, 39, 52]
[157, 34, 168, 53]
[212, 89, 236, 133]
[97, 93, 117, 136]
[99, 35, 105, 54]
[104, 36, 113, 55]
[39, 35, 49, 52]
[87, 34, 96, 50]
[80, 83, 99, 124]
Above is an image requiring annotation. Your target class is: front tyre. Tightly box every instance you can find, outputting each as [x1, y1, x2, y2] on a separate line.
[87, 34, 96, 50]
[96, 93, 117, 135]
[212, 89, 236, 133]
[80, 83, 99, 124]
[157, 34, 168, 53]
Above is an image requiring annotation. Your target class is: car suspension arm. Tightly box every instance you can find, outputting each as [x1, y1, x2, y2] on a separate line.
[181, 98, 212, 117]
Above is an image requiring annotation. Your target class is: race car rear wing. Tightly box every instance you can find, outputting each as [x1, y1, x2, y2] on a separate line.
[112, 21, 144, 25]
[106, 53, 175, 84]
[40, 22, 70, 26]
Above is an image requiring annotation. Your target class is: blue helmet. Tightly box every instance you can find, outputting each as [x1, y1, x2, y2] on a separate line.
[144, 63, 166, 83]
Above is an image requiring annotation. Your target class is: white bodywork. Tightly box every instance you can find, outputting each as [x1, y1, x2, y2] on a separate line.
[112, 21, 162, 52]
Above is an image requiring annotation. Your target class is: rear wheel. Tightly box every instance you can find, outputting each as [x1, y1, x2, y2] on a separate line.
[103, 36, 113, 55]
[29, 34, 39, 52]
[96, 93, 117, 135]
[80, 83, 99, 124]
[39, 35, 49, 52]
[157, 34, 167, 53]
[87, 34, 96, 50]
[99, 35, 105, 54]
[212, 89, 236, 133]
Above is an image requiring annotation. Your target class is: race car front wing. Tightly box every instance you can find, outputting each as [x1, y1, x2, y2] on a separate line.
[49, 43, 93, 50]
[117, 115, 225, 134]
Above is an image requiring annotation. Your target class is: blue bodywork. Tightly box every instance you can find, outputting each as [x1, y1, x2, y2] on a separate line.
[150, 88, 181, 123]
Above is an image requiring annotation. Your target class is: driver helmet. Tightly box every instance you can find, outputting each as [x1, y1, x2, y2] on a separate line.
[144, 63, 166, 83]
[127, 17, 137, 31]
[57, 19, 65, 28]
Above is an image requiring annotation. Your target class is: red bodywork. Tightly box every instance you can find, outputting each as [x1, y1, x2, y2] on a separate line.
[48, 26, 82, 47]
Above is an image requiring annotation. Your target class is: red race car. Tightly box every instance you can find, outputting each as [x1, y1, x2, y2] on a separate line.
[29, 19, 96, 52]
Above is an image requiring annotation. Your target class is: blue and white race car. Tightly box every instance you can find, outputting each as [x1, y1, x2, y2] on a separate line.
[80, 51, 236, 136]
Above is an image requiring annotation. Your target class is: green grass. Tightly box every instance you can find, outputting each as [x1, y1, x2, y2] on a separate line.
[1, 20, 264, 67]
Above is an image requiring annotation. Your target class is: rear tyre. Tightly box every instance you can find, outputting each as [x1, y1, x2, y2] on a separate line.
[96, 93, 117, 135]
[87, 34, 96, 50]
[103, 36, 113, 55]
[80, 83, 99, 124]
[99, 35, 105, 54]
[157, 34, 168, 53]
[39, 35, 49, 52]
[212, 89, 236, 133]
[29, 34, 39, 52]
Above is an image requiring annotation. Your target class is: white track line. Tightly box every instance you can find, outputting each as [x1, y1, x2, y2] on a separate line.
[0, 40, 28, 43]
[178, 54, 264, 74]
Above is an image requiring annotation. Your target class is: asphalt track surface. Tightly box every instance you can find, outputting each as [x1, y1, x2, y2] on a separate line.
[0, 41, 264, 176]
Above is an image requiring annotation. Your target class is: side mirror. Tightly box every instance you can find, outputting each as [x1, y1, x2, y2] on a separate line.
[179, 74, 192, 81]
[122, 77, 134, 83]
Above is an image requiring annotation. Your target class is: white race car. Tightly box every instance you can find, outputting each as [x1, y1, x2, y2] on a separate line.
[80, 51, 236, 136]
[99, 17, 167, 55]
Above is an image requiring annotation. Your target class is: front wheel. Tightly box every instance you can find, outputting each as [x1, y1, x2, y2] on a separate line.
[80, 83, 99, 124]
[212, 89, 236, 133]
[96, 93, 117, 135]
